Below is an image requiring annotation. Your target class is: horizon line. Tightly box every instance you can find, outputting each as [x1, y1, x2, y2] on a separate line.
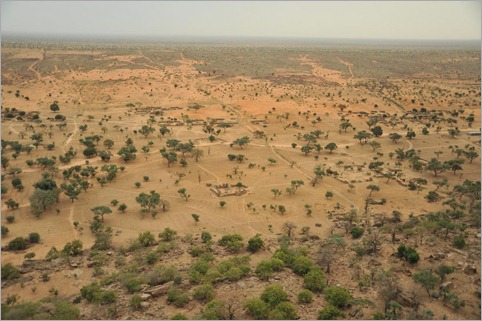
[2, 32, 481, 43]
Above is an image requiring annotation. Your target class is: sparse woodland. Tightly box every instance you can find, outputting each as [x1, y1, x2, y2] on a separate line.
[1, 40, 480, 320]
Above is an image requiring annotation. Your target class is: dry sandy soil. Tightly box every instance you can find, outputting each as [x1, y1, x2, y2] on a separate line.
[1, 41, 480, 320]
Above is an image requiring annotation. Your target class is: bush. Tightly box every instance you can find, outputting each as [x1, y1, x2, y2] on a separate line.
[193, 284, 216, 303]
[247, 234, 264, 252]
[145, 265, 180, 286]
[350, 226, 364, 239]
[396, 244, 407, 258]
[51, 300, 80, 320]
[6, 215, 15, 223]
[324, 286, 352, 308]
[123, 276, 143, 293]
[98, 290, 116, 304]
[1, 302, 41, 320]
[170, 313, 189, 320]
[1, 263, 20, 280]
[298, 289, 313, 304]
[201, 231, 212, 243]
[317, 305, 344, 320]
[80, 282, 102, 302]
[201, 300, 226, 320]
[218, 234, 244, 252]
[190, 246, 204, 257]
[260, 284, 288, 307]
[303, 268, 326, 292]
[269, 301, 298, 320]
[268, 258, 285, 271]
[130, 294, 142, 310]
[167, 287, 190, 307]
[146, 252, 159, 265]
[62, 240, 83, 256]
[453, 235, 466, 249]
[28, 232, 41, 243]
[256, 261, 273, 281]
[245, 298, 269, 320]
[292, 255, 314, 276]
[1, 225, 9, 237]
[159, 228, 177, 242]
[405, 248, 420, 264]
[138, 231, 155, 247]
[8, 237, 27, 251]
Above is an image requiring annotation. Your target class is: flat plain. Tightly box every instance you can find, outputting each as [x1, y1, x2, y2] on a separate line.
[1, 39, 480, 320]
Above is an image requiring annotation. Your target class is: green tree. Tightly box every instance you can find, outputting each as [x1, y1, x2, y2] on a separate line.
[413, 269, 439, 297]
[91, 206, 112, 222]
[50, 102, 60, 113]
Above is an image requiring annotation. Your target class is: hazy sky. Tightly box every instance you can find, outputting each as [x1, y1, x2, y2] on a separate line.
[1, 1, 481, 40]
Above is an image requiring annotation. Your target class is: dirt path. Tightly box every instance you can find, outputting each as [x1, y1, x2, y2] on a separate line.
[68, 206, 79, 239]
[337, 57, 354, 79]
[27, 59, 42, 81]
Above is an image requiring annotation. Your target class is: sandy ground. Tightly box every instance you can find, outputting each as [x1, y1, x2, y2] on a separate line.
[1, 45, 480, 319]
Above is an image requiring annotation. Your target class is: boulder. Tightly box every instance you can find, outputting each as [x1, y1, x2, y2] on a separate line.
[141, 293, 151, 301]
[440, 282, 454, 291]
[146, 281, 173, 297]
[140, 302, 150, 309]
[464, 265, 477, 275]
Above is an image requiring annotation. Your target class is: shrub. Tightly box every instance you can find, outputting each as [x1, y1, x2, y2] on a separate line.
[201, 231, 212, 243]
[6, 215, 15, 223]
[298, 289, 313, 304]
[159, 228, 177, 242]
[268, 258, 285, 271]
[45, 246, 60, 261]
[255, 261, 273, 281]
[28, 232, 41, 243]
[453, 235, 466, 249]
[98, 290, 116, 304]
[170, 313, 189, 320]
[145, 265, 180, 286]
[201, 300, 226, 320]
[324, 286, 352, 308]
[292, 255, 314, 275]
[62, 240, 83, 256]
[167, 287, 190, 307]
[350, 226, 364, 239]
[1, 225, 9, 237]
[193, 284, 216, 303]
[123, 276, 143, 293]
[303, 268, 326, 292]
[396, 244, 407, 258]
[130, 294, 142, 310]
[260, 284, 288, 307]
[1, 302, 41, 320]
[244, 298, 269, 320]
[397, 244, 419, 264]
[1, 263, 20, 280]
[247, 234, 264, 252]
[218, 234, 244, 252]
[8, 237, 27, 251]
[80, 282, 102, 302]
[190, 246, 204, 257]
[225, 266, 244, 281]
[269, 301, 298, 320]
[317, 305, 344, 320]
[405, 248, 420, 264]
[146, 252, 159, 265]
[51, 300, 80, 320]
[138, 231, 155, 247]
